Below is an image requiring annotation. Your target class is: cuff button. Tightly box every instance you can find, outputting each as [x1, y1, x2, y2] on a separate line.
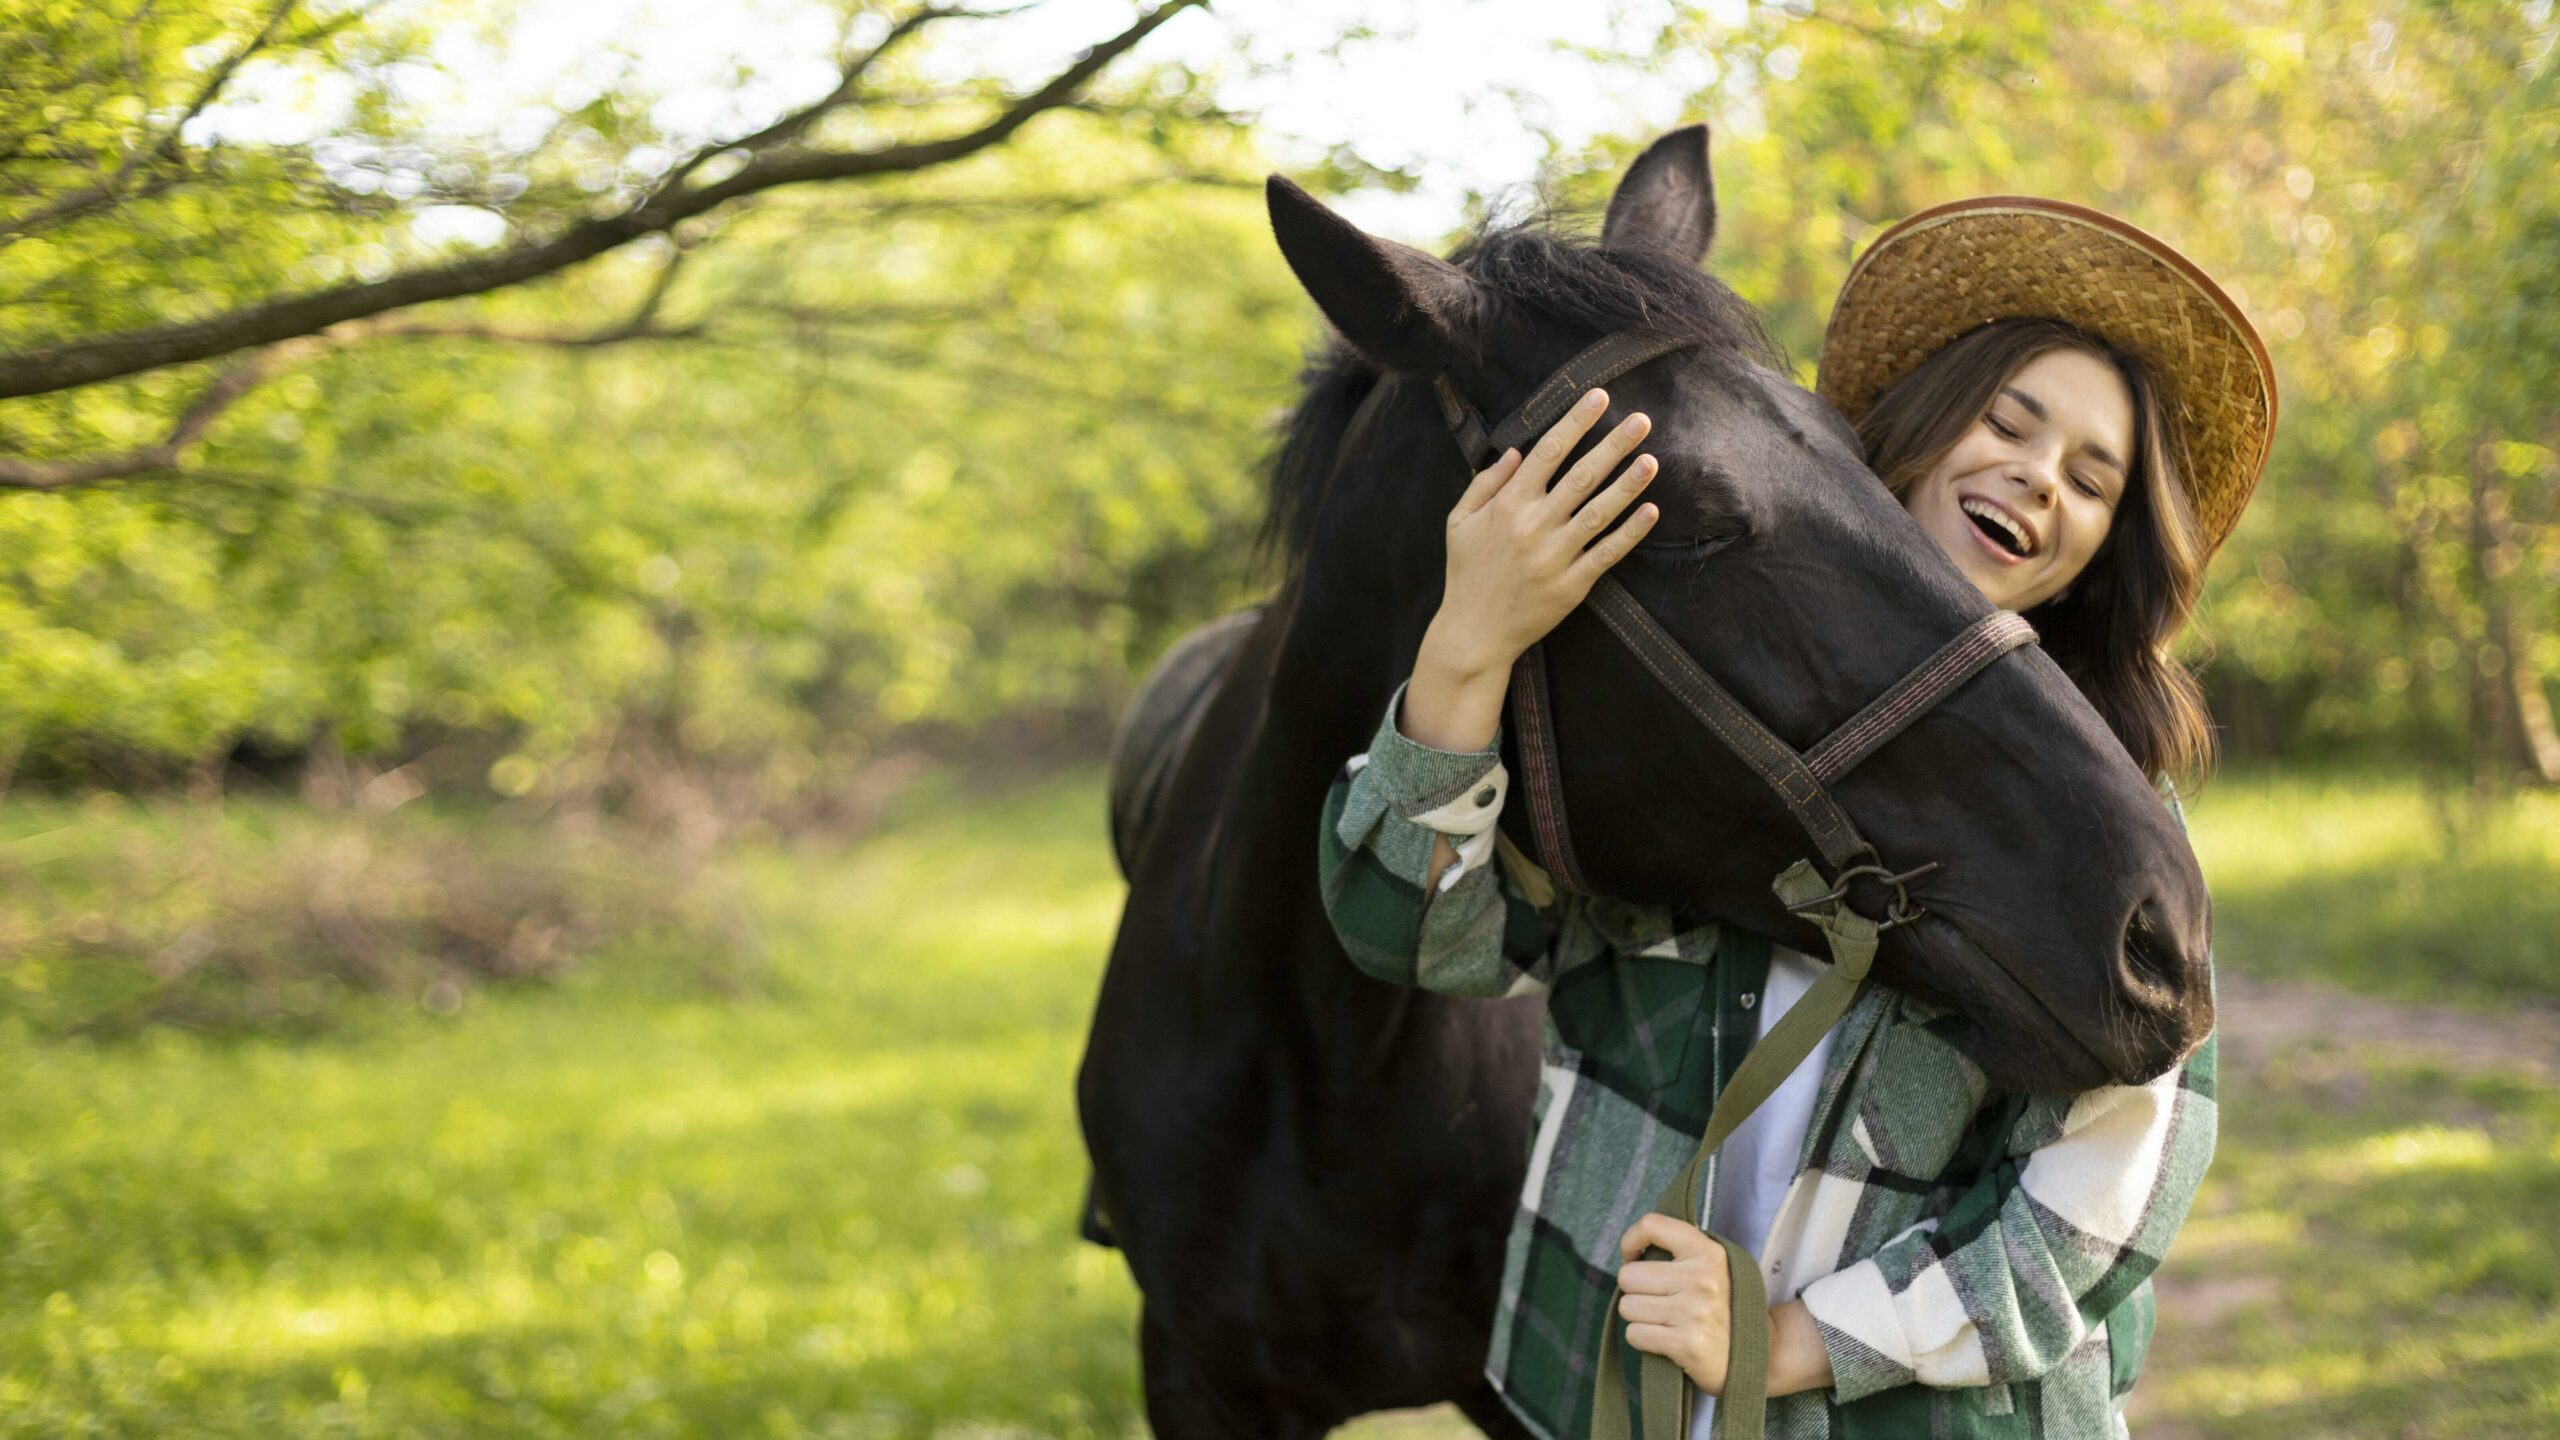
[1474, 785, 1497, 806]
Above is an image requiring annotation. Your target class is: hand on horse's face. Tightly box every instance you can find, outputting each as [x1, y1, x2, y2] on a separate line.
[1423, 387, 1661, 680]
[1616, 1212, 1735, 1396]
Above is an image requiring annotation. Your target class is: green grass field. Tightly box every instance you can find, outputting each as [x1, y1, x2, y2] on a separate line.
[1, 766, 2554, 1437]
[2191, 768, 2560, 1008]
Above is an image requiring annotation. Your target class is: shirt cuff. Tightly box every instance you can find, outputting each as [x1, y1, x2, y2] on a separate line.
[1798, 1258, 1925, 1404]
[1350, 676, 1509, 836]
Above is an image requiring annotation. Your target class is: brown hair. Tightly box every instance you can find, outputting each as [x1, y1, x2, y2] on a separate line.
[1857, 316, 2216, 788]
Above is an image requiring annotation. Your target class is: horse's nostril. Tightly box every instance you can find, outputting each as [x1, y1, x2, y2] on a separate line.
[2121, 900, 2183, 999]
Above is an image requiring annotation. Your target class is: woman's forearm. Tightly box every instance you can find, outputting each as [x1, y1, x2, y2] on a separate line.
[1763, 1299, 1835, 1397]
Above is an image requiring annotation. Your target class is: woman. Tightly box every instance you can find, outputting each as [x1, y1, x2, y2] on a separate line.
[1318, 197, 2277, 1440]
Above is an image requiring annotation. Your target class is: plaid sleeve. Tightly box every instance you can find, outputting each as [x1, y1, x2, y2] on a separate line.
[1801, 783, 2217, 1402]
[1799, 1032, 2218, 1400]
[1317, 677, 1565, 998]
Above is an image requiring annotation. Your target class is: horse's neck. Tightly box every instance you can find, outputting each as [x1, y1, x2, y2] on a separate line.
[1192, 556, 1434, 973]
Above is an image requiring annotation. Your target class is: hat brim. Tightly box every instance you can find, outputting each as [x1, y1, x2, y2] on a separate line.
[1814, 197, 2277, 557]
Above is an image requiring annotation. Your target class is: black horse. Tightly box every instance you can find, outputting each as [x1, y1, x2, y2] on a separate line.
[1077, 127, 2212, 1437]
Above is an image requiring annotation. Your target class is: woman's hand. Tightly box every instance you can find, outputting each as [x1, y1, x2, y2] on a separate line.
[1616, 1212, 1736, 1396]
[1397, 387, 1659, 753]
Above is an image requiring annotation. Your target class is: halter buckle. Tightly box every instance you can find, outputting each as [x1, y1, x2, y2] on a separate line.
[1781, 857, 1941, 933]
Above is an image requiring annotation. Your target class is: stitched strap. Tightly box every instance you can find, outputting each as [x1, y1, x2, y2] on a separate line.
[1507, 642, 1588, 894]
[1435, 331, 1694, 471]
[1483, 331, 1697, 464]
[1803, 611, 2039, 784]
[1581, 576, 1872, 871]
[1589, 861, 1880, 1440]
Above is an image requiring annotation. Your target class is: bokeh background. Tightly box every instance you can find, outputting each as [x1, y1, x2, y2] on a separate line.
[2, 0, 2555, 1435]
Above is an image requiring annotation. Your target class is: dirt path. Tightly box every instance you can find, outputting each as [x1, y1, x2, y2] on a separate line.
[2207, 970, 2560, 1083]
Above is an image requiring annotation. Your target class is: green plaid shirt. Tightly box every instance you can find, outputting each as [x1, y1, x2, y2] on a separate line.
[1317, 680, 2218, 1440]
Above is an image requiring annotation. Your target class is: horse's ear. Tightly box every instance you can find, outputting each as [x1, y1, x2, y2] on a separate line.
[1266, 175, 1476, 374]
[1603, 124, 1716, 264]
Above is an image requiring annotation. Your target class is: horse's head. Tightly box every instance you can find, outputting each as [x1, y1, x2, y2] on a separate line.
[1264, 127, 2213, 1091]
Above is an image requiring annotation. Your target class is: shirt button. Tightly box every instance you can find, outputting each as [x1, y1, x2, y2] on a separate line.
[1739, 992, 1757, 1009]
[1475, 785, 1497, 806]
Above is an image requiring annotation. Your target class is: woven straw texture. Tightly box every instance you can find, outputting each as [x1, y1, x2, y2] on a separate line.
[1815, 199, 2276, 556]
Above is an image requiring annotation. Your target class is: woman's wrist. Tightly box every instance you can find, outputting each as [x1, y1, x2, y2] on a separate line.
[1762, 1299, 1835, 1398]
[1400, 619, 1515, 753]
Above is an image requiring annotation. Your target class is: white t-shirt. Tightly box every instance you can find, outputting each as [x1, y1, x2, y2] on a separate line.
[1689, 942, 1838, 1440]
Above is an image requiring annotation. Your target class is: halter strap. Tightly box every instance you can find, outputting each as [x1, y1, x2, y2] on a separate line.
[1434, 330, 1696, 472]
[1587, 580, 2039, 868]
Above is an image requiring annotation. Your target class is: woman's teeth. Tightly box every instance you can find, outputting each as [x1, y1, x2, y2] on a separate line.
[1961, 497, 2032, 557]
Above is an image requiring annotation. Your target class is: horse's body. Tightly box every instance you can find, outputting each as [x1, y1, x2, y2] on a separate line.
[1085, 593, 1545, 1436]
[1077, 128, 2215, 1436]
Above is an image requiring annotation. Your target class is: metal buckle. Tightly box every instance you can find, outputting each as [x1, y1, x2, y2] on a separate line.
[1782, 857, 1941, 932]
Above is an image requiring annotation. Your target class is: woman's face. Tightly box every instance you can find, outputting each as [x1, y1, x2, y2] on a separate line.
[1899, 346, 2135, 611]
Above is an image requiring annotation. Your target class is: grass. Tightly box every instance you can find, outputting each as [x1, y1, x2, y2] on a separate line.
[0, 767, 1146, 1440]
[0, 764, 2554, 1437]
[2191, 767, 2560, 1008]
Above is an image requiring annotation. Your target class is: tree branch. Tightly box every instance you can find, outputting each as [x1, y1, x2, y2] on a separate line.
[0, 0, 1205, 400]
[0, 251, 699, 492]
[655, 3, 957, 194]
[0, 341, 319, 491]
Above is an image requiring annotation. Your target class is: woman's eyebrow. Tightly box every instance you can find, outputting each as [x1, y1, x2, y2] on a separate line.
[2000, 384, 2125, 475]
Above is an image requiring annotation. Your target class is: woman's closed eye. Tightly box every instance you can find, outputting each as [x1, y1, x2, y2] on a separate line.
[1986, 413, 2105, 498]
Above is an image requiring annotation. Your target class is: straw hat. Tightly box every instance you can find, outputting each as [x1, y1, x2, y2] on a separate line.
[1815, 196, 2278, 557]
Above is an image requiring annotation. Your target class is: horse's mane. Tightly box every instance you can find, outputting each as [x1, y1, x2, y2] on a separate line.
[1258, 211, 1789, 571]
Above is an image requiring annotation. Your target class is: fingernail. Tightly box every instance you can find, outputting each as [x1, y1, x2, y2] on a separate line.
[1502, 447, 1521, 465]
[1583, 388, 1606, 410]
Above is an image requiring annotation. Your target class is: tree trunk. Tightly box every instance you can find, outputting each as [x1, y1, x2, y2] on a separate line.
[2467, 449, 2560, 788]
[2505, 609, 2560, 785]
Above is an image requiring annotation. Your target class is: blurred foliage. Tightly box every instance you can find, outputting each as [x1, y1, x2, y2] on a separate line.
[2190, 768, 2560, 1005]
[0, 769, 1144, 1439]
[3, 768, 2553, 1438]
[0, 0, 2553, 805]
[0, 785, 757, 1038]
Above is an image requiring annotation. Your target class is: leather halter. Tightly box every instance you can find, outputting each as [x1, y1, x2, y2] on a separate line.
[1430, 331, 2037, 920]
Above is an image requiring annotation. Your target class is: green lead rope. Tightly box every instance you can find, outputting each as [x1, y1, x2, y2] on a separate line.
[1589, 859, 1881, 1440]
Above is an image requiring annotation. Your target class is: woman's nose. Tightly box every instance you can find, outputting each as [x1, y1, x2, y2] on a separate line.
[2010, 450, 2065, 506]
